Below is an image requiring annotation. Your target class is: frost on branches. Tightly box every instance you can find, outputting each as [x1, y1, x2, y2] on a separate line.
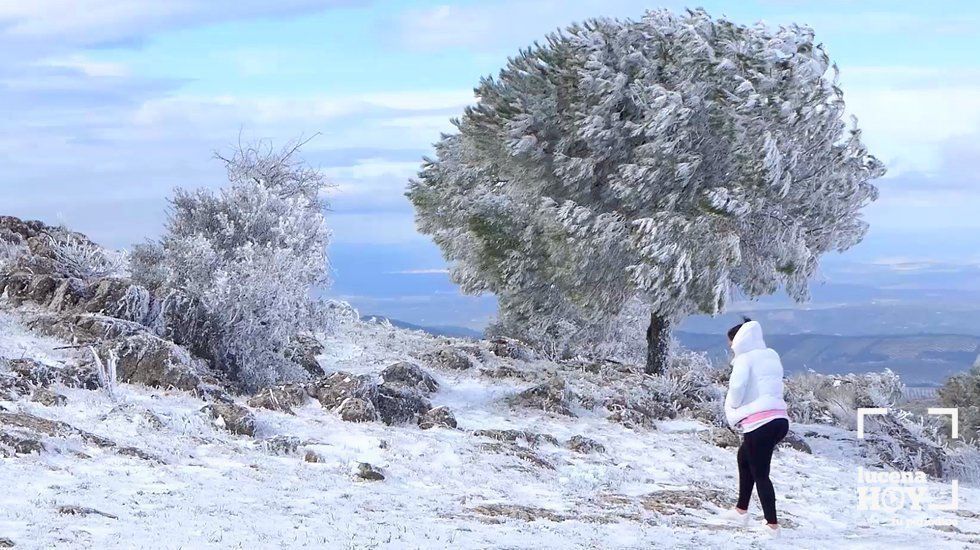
[407, 9, 885, 374]
[132, 139, 332, 390]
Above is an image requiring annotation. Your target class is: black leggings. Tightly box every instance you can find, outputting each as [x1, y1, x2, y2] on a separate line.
[736, 418, 789, 524]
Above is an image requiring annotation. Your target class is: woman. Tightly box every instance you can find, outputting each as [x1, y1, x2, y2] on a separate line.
[721, 318, 789, 535]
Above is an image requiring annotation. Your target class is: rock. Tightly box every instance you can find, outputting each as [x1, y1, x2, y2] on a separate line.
[202, 402, 256, 437]
[285, 334, 325, 377]
[30, 388, 67, 407]
[355, 462, 385, 481]
[418, 406, 457, 430]
[3, 273, 32, 306]
[479, 365, 534, 381]
[0, 411, 117, 456]
[423, 346, 475, 371]
[261, 435, 303, 456]
[566, 435, 605, 454]
[489, 337, 535, 361]
[28, 313, 145, 344]
[83, 278, 132, 315]
[479, 441, 555, 470]
[304, 449, 322, 463]
[336, 397, 379, 422]
[511, 378, 576, 417]
[700, 427, 741, 449]
[374, 384, 431, 425]
[780, 430, 812, 454]
[381, 361, 438, 395]
[247, 383, 308, 413]
[470, 503, 565, 522]
[57, 505, 118, 519]
[28, 274, 58, 306]
[99, 333, 203, 391]
[472, 429, 559, 447]
[48, 278, 89, 312]
[308, 371, 377, 409]
[0, 536, 13, 547]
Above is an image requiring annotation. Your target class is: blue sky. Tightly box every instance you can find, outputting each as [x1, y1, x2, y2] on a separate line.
[2, 1, 979, 329]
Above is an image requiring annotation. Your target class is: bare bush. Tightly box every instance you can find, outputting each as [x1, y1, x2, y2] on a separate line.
[49, 233, 128, 281]
[784, 370, 904, 428]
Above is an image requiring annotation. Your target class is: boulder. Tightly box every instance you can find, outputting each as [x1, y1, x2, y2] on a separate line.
[83, 278, 132, 315]
[473, 429, 560, 448]
[28, 275, 58, 306]
[8, 358, 99, 391]
[202, 402, 256, 437]
[48, 278, 89, 312]
[260, 435, 303, 456]
[28, 313, 145, 344]
[336, 397, 379, 423]
[566, 435, 606, 454]
[29, 388, 67, 407]
[418, 406, 457, 430]
[374, 384, 431, 425]
[700, 427, 742, 449]
[355, 462, 385, 481]
[99, 333, 203, 391]
[423, 346, 475, 371]
[248, 383, 308, 413]
[380, 361, 438, 395]
[308, 371, 377, 409]
[3, 273, 32, 306]
[285, 334, 325, 377]
[489, 337, 535, 361]
[511, 378, 576, 417]
[780, 430, 812, 454]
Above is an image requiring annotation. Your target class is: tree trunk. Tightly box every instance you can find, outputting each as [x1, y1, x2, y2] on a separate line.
[645, 312, 670, 375]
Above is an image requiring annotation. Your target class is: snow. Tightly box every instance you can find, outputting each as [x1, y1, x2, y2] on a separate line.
[1, 309, 978, 549]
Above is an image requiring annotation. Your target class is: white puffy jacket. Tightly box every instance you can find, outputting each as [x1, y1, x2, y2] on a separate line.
[723, 321, 788, 428]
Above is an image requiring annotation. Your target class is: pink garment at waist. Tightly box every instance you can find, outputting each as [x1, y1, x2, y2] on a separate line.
[739, 409, 787, 427]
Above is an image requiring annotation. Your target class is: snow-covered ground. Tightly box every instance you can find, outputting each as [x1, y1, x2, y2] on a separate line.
[1, 309, 978, 549]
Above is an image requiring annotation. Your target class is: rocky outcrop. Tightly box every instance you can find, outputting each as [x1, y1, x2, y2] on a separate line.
[781, 430, 812, 454]
[202, 402, 256, 437]
[699, 427, 741, 449]
[355, 462, 385, 481]
[489, 337, 535, 361]
[248, 383, 308, 413]
[422, 346, 475, 371]
[336, 397, 379, 423]
[566, 435, 605, 454]
[308, 371, 377, 409]
[418, 406, 456, 430]
[98, 333, 203, 391]
[285, 334, 325, 377]
[510, 378, 577, 417]
[0, 411, 156, 461]
[380, 361, 438, 395]
[374, 384, 431, 425]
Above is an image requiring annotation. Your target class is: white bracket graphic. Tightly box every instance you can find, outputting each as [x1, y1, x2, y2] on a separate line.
[928, 407, 959, 439]
[856, 407, 888, 439]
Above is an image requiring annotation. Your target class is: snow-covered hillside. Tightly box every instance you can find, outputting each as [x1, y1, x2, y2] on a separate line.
[1, 306, 977, 549]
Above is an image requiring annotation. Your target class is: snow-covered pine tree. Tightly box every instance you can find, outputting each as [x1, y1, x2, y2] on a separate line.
[407, 9, 885, 374]
[132, 138, 332, 390]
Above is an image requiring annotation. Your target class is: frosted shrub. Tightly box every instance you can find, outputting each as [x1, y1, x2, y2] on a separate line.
[938, 364, 980, 443]
[945, 444, 980, 485]
[785, 370, 904, 428]
[132, 139, 332, 390]
[48, 233, 128, 281]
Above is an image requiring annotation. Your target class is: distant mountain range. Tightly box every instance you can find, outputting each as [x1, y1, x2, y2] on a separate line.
[360, 315, 484, 339]
[364, 316, 977, 386]
[676, 331, 980, 386]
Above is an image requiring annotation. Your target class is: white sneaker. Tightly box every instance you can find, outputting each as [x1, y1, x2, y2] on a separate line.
[765, 525, 781, 538]
[718, 508, 750, 527]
